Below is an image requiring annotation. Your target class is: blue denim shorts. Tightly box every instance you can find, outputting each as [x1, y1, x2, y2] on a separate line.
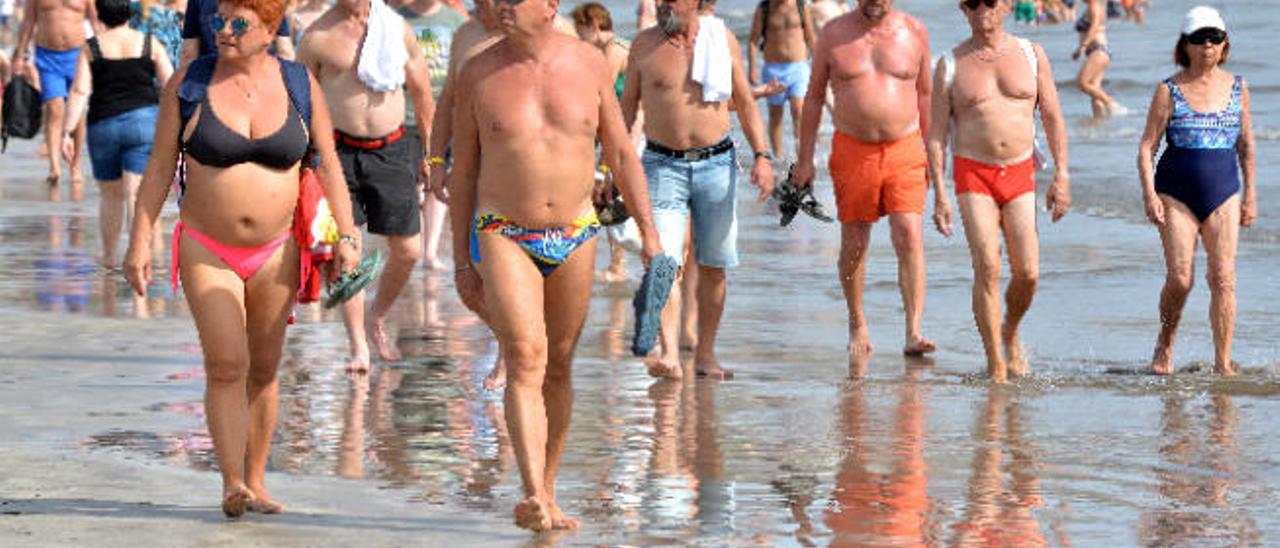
[643, 140, 739, 268]
[87, 106, 157, 181]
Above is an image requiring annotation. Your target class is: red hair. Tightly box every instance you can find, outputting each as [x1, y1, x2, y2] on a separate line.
[221, 0, 288, 30]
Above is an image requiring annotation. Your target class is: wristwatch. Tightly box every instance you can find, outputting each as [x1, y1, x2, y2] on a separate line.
[338, 234, 360, 249]
[754, 150, 774, 161]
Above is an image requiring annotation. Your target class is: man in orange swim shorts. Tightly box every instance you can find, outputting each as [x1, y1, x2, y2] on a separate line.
[793, 0, 937, 361]
[927, 0, 1070, 383]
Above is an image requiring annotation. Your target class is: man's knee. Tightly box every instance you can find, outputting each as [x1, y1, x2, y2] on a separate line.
[1165, 269, 1194, 295]
[889, 220, 923, 253]
[696, 265, 725, 284]
[1206, 268, 1235, 294]
[1010, 263, 1039, 288]
[504, 339, 548, 383]
[205, 353, 250, 386]
[388, 235, 423, 266]
[100, 182, 125, 201]
[974, 260, 1002, 290]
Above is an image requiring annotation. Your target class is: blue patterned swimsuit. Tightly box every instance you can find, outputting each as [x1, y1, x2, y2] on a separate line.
[1154, 75, 1243, 221]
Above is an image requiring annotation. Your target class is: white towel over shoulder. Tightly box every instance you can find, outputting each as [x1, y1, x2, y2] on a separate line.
[691, 15, 733, 104]
[357, 0, 408, 93]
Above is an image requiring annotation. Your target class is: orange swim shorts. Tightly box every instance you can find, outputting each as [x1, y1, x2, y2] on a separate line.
[953, 155, 1036, 207]
[828, 130, 927, 223]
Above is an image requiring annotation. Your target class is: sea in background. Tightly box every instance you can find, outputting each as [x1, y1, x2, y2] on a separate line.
[1, 0, 1278, 545]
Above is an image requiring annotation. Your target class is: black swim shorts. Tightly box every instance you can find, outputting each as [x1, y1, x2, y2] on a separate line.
[336, 125, 422, 236]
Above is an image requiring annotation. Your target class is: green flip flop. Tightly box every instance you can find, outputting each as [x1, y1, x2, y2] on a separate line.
[323, 250, 385, 309]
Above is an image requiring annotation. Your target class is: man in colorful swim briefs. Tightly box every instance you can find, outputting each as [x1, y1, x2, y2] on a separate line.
[928, 0, 1070, 383]
[792, 0, 935, 360]
[449, 0, 661, 531]
[749, 0, 814, 158]
[298, 0, 435, 371]
[11, 0, 95, 187]
[622, 0, 775, 380]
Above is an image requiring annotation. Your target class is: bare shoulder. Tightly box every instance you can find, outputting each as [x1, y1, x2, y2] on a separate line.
[298, 9, 341, 50]
[457, 40, 506, 87]
[631, 26, 664, 55]
[896, 10, 927, 34]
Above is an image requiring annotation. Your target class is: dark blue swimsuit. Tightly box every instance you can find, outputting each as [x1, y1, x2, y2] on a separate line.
[1154, 76, 1243, 221]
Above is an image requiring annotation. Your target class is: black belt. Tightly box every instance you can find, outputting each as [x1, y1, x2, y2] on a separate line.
[645, 137, 733, 162]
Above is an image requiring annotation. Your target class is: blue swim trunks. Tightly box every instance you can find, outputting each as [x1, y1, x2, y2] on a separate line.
[34, 46, 81, 102]
[760, 61, 811, 106]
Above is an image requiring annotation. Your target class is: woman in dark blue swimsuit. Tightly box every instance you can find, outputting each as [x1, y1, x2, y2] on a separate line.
[1137, 7, 1257, 376]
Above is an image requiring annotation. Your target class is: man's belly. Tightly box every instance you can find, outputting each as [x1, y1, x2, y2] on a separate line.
[950, 109, 1037, 165]
[35, 15, 88, 51]
[325, 85, 407, 137]
[641, 108, 731, 150]
[831, 87, 920, 143]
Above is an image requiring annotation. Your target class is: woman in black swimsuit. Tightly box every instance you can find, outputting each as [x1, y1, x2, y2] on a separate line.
[122, 0, 359, 518]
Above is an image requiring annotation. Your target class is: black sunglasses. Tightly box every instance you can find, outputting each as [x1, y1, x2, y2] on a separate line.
[962, 0, 998, 10]
[1187, 29, 1227, 46]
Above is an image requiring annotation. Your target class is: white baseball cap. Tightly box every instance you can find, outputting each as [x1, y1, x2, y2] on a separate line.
[1183, 6, 1227, 35]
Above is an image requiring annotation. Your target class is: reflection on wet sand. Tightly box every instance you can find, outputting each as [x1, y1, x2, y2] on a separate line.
[1138, 394, 1261, 547]
[951, 389, 1048, 547]
[826, 376, 934, 546]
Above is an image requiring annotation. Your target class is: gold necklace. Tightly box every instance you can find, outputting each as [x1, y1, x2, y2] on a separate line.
[971, 38, 1007, 62]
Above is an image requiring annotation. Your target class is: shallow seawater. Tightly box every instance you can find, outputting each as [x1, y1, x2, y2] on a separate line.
[4, 0, 1280, 544]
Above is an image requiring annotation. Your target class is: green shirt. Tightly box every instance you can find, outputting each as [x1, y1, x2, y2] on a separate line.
[400, 5, 467, 97]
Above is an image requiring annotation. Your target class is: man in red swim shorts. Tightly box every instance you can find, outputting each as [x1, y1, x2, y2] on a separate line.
[793, 0, 936, 362]
[927, 0, 1070, 383]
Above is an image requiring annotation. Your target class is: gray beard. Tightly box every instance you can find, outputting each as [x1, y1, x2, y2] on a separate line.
[659, 12, 684, 34]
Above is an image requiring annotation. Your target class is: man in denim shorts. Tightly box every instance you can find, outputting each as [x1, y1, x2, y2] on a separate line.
[622, 0, 774, 380]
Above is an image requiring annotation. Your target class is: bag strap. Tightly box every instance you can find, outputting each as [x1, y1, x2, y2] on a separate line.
[177, 54, 217, 136]
[278, 58, 312, 130]
[142, 30, 152, 59]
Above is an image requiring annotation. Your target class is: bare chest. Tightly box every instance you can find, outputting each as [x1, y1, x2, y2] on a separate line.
[641, 46, 701, 98]
[951, 56, 1037, 108]
[829, 38, 918, 83]
[37, 0, 86, 16]
[474, 68, 599, 140]
[766, 4, 803, 30]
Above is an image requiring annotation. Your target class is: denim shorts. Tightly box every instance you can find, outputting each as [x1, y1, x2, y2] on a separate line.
[87, 106, 157, 181]
[643, 141, 739, 268]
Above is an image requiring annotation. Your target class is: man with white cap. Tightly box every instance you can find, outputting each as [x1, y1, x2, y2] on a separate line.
[1137, 5, 1256, 376]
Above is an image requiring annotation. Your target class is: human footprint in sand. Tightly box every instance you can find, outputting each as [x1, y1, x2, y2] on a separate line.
[622, 0, 774, 381]
[792, 0, 937, 362]
[296, 0, 438, 372]
[448, 0, 662, 530]
[928, 0, 1070, 382]
[123, 0, 361, 518]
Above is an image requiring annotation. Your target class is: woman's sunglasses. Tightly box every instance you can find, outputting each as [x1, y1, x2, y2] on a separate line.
[1187, 29, 1227, 46]
[962, 0, 998, 10]
[210, 14, 252, 38]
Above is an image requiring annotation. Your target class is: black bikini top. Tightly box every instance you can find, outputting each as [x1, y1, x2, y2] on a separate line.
[183, 94, 309, 170]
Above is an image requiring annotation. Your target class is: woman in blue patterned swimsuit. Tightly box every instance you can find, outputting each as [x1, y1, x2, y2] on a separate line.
[1137, 7, 1257, 376]
[130, 0, 185, 66]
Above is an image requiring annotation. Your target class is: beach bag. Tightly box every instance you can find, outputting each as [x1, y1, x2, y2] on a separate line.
[2, 76, 43, 152]
[177, 55, 336, 304]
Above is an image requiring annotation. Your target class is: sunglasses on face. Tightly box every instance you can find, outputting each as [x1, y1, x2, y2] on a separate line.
[210, 14, 252, 38]
[962, 0, 998, 10]
[495, 0, 527, 6]
[1187, 29, 1227, 46]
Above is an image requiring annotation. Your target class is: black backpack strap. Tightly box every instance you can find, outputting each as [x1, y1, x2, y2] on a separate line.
[277, 58, 312, 130]
[87, 37, 102, 61]
[177, 55, 217, 137]
[757, 0, 769, 51]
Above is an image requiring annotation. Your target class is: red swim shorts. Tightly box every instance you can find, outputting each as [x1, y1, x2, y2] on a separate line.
[828, 130, 927, 223]
[953, 155, 1036, 207]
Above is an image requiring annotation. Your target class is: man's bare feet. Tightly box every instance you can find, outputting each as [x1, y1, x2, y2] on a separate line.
[1214, 361, 1237, 376]
[483, 355, 506, 391]
[1150, 344, 1173, 375]
[367, 317, 403, 361]
[988, 363, 1009, 384]
[1003, 327, 1029, 377]
[98, 253, 118, 271]
[346, 346, 371, 373]
[695, 357, 733, 380]
[902, 335, 937, 356]
[848, 328, 874, 357]
[246, 486, 285, 514]
[546, 500, 580, 530]
[45, 173, 60, 186]
[513, 496, 553, 532]
[647, 359, 682, 379]
[422, 257, 449, 272]
[221, 485, 254, 518]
